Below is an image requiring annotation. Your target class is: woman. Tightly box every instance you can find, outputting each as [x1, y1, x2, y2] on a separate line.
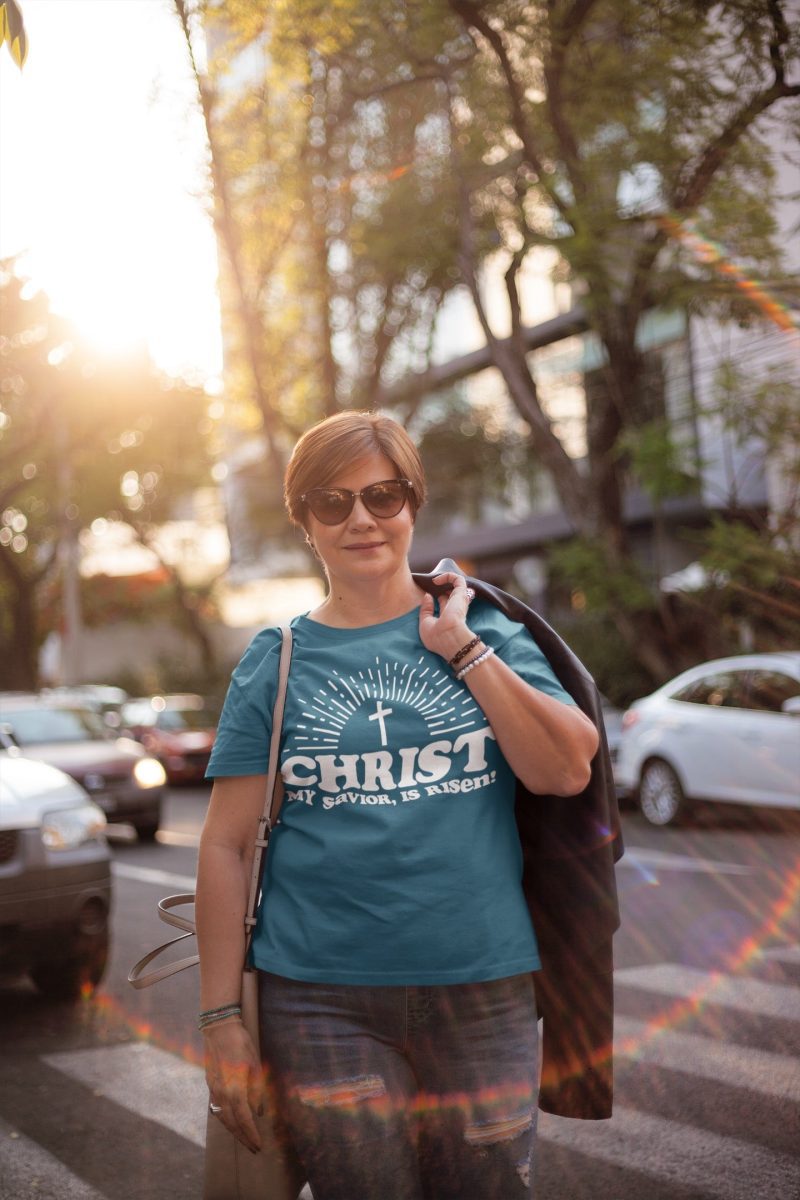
[197, 411, 599, 1199]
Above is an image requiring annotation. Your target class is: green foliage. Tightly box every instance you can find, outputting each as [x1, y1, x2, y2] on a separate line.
[694, 516, 800, 646]
[410, 391, 538, 531]
[547, 536, 656, 616]
[551, 610, 654, 708]
[0, 261, 216, 681]
[617, 418, 700, 504]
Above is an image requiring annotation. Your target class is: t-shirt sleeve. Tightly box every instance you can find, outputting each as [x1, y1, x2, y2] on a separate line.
[205, 627, 283, 778]
[474, 602, 576, 706]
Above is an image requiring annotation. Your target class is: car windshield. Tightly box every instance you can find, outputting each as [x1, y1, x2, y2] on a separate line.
[1, 706, 110, 745]
[156, 709, 216, 732]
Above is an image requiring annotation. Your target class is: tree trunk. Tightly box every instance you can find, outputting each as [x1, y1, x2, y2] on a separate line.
[0, 572, 40, 690]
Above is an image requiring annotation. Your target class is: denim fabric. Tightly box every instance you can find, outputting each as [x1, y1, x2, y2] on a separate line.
[258, 971, 538, 1200]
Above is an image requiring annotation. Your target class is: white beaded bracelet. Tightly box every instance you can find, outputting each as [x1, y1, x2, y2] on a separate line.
[455, 645, 494, 681]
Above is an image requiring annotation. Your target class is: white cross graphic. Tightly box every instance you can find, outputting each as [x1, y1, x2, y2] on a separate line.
[369, 700, 393, 747]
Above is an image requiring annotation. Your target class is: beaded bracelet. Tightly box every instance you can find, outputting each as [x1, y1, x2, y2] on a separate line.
[455, 645, 495, 682]
[449, 635, 481, 667]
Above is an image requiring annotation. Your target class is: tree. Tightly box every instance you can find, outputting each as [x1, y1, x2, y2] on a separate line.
[178, 0, 799, 681]
[0, 262, 219, 688]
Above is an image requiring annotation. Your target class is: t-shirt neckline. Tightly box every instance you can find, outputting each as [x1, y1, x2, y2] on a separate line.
[296, 605, 421, 640]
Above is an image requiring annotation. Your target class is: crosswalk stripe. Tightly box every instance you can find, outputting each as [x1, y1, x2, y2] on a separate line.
[619, 846, 753, 875]
[614, 1014, 800, 1102]
[43, 1043, 207, 1148]
[0, 1115, 106, 1200]
[761, 943, 800, 965]
[615, 962, 800, 1021]
[539, 1104, 799, 1200]
[111, 862, 196, 890]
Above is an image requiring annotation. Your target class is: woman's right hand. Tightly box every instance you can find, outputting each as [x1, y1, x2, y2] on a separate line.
[203, 1019, 265, 1154]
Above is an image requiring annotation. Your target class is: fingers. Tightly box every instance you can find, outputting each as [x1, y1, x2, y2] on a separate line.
[205, 1027, 264, 1154]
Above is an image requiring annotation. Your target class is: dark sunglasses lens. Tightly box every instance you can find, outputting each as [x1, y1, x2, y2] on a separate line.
[308, 490, 352, 524]
[363, 481, 407, 517]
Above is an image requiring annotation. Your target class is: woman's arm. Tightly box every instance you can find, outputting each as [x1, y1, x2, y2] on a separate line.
[419, 573, 599, 796]
[195, 773, 270, 1153]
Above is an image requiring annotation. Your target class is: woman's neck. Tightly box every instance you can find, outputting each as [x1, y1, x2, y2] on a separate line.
[310, 570, 424, 628]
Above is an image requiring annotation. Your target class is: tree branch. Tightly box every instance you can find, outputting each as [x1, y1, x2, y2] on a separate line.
[172, 0, 285, 481]
[448, 0, 570, 221]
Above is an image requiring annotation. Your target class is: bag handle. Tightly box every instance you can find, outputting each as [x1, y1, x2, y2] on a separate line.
[128, 625, 294, 990]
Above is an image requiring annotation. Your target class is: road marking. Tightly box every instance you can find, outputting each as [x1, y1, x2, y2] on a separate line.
[615, 963, 800, 1021]
[0, 1115, 106, 1199]
[43, 1043, 207, 1149]
[614, 1014, 800, 1102]
[156, 828, 201, 847]
[761, 943, 800, 965]
[539, 1105, 798, 1200]
[112, 862, 196, 889]
[619, 846, 753, 875]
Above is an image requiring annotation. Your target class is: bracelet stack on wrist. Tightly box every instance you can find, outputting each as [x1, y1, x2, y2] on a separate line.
[455, 645, 495, 681]
[198, 1002, 242, 1032]
[448, 635, 481, 667]
[447, 635, 496, 682]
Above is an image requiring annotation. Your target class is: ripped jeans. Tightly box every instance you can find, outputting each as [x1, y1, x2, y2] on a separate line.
[258, 971, 538, 1200]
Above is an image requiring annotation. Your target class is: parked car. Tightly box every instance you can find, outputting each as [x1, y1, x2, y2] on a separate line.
[120, 693, 217, 784]
[600, 694, 624, 766]
[0, 692, 167, 840]
[0, 751, 111, 999]
[44, 684, 129, 730]
[615, 652, 800, 826]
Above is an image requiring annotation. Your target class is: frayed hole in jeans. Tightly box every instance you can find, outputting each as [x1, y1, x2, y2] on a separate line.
[464, 1108, 533, 1147]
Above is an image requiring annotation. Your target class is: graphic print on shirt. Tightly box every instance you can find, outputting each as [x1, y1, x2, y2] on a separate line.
[282, 654, 499, 810]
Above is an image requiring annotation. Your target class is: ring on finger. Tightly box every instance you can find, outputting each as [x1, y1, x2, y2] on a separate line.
[209, 1101, 223, 1116]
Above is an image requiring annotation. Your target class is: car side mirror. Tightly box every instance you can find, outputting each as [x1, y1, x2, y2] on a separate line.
[780, 696, 800, 716]
[0, 722, 19, 749]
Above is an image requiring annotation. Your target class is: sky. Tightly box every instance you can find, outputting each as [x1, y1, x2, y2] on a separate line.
[0, 0, 222, 381]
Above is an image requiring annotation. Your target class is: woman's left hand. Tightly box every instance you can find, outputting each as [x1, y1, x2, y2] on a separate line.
[419, 572, 476, 662]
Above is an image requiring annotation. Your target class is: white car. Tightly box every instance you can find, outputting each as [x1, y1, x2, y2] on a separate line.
[615, 652, 800, 826]
[0, 752, 112, 998]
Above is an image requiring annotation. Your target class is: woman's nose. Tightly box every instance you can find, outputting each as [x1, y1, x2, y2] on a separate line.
[348, 496, 376, 527]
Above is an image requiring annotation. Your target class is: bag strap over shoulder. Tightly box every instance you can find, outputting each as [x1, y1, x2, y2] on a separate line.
[128, 625, 294, 990]
[243, 623, 293, 958]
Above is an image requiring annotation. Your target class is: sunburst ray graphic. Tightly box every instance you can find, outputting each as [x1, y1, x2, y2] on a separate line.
[290, 656, 480, 751]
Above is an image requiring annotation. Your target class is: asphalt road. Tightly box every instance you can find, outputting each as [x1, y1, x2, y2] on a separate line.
[1, 787, 798, 1199]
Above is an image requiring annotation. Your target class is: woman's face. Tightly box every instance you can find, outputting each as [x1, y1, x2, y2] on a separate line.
[304, 452, 416, 590]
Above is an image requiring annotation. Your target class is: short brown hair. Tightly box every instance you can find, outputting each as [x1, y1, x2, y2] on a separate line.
[285, 411, 427, 528]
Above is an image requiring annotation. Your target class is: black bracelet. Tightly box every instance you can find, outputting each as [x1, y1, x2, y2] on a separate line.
[449, 635, 481, 667]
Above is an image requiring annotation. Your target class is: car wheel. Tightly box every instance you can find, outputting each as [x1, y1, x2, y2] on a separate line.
[639, 759, 689, 827]
[135, 804, 162, 841]
[31, 904, 109, 1001]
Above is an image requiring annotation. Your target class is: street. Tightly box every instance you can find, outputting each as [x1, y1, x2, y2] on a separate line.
[1, 787, 798, 1200]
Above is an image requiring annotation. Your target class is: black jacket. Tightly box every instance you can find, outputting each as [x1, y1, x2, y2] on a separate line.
[413, 560, 623, 1120]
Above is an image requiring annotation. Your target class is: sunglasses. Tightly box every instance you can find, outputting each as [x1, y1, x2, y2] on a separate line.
[300, 478, 414, 525]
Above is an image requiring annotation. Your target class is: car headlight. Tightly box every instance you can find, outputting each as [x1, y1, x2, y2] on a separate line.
[42, 803, 107, 851]
[133, 756, 167, 788]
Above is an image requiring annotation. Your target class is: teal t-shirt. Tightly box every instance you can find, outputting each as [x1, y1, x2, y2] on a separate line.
[206, 599, 576, 986]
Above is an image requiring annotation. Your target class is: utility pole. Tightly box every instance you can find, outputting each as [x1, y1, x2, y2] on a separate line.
[55, 390, 82, 685]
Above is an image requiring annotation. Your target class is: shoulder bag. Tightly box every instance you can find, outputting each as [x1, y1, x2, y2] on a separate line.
[128, 624, 306, 1200]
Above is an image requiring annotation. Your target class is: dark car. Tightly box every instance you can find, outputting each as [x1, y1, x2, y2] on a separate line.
[0, 692, 168, 840]
[0, 751, 112, 999]
[121, 693, 217, 784]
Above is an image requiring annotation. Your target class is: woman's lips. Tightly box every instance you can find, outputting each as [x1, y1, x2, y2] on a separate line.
[344, 541, 386, 551]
